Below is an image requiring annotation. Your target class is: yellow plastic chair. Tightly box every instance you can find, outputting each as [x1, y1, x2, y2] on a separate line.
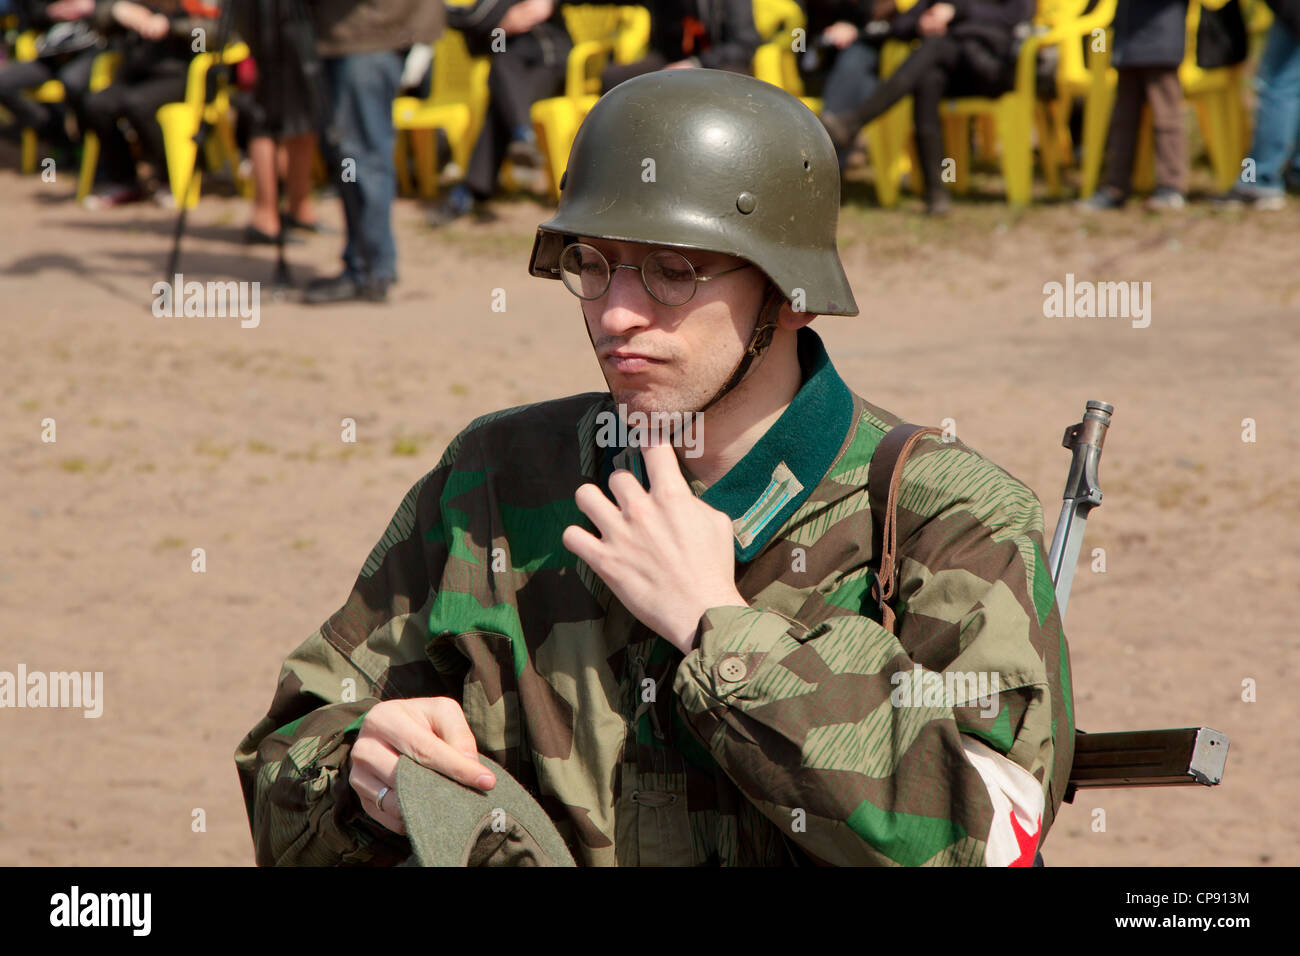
[15, 30, 70, 174]
[153, 41, 249, 208]
[938, 13, 1091, 204]
[529, 5, 651, 200]
[1034, 0, 1118, 195]
[75, 43, 248, 205]
[751, 0, 809, 98]
[393, 24, 491, 200]
[1079, 0, 1245, 197]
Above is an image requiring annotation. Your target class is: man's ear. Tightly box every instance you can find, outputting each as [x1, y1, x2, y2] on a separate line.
[777, 300, 817, 331]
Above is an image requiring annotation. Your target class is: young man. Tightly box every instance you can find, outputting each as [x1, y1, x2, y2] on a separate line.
[236, 69, 1074, 867]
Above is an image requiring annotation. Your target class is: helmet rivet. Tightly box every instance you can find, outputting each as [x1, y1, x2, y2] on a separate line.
[736, 192, 757, 214]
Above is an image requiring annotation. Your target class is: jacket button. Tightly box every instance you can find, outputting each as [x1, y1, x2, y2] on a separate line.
[718, 656, 747, 682]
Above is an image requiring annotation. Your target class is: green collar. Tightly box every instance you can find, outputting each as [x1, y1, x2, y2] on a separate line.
[606, 326, 854, 563]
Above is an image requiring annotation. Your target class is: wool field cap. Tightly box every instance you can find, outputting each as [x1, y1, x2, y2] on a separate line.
[395, 753, 577, 867]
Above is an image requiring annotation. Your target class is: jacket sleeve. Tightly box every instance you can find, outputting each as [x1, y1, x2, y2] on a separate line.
[234, 448, 470, 866]
[672, 435, 1074, 866]
[698, 0, 762, 69]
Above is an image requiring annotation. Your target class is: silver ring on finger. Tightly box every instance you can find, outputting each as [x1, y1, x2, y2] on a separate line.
[377, 786, 393, 813]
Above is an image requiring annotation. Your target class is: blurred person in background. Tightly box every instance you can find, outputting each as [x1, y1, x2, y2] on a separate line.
[0, 0, 103, 170]
[425, 0, 572, 227]
[819, 0, 1033, 216]
[599, 0, 760, 89]
[1221, 0, 1300, 209]
[233, 0, 320, 244]
[798, 0, 893, 171]
[1081, 0, 1190, 212]
[301, 0, 443, 304]
[79, 0, 219, 209]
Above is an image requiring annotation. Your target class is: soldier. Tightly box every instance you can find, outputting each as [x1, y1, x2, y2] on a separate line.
[235, 68, 1074, 867]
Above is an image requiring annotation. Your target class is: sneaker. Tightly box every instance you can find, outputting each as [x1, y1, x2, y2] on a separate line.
[1144, 187, 1186, 212]
[1078, 186, 1125, 211]
[81, 184, 145, 210]
[1217, 182, 1286, 211]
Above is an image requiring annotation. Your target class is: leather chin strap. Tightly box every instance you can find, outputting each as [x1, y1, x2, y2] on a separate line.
[696, 281, 783, 415]
[580, 279, 784, 417]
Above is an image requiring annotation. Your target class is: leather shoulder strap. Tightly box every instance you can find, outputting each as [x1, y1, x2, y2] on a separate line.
[869, 423, 944, 634]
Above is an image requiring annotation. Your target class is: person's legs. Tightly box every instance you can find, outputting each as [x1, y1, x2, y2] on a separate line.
[1098, 67, 1145, 198]
[820, 41, 882, 116]
[56, 48, 97, 138]
[1245, 23, 1300, 192]
[503, 50, 566, 172]
[1144, 66, 1186, 199]
[309, 49, 402, 299]
[432, 41, 563, 225]
[911, 54, 952, 212]
[246, 134, 282, 235]
[81, 81, 143, 191]
[459, 95, 510, 199]
[0, 59, 58, 134]
[116, 65, 189, 192]
[820, 35, 960, 152]
[283, 132, 317, 224]
[486, 39, 554, 172]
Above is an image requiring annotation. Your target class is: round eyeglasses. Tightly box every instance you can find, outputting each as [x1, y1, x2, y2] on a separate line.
[556, 242, 752, 307]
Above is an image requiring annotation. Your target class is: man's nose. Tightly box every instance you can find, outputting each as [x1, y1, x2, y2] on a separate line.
[594, 266, 655, 337]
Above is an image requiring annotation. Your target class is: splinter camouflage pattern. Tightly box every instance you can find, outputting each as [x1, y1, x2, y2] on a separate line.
[235, 328, 1074, 866]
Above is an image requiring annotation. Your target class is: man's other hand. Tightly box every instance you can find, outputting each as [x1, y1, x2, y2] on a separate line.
[349, 697, 494, 835]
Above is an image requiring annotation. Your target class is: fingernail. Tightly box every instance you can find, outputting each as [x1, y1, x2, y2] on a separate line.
[476, 773, 494, 790]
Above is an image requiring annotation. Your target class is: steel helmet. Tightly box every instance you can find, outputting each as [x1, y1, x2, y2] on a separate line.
[528, 68, 858, 317]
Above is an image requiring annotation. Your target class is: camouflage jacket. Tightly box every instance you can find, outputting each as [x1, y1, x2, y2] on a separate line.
[235, 327, 1074, 866]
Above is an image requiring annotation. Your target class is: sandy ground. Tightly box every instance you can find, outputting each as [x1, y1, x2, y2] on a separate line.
[1, 140, 1297, 867]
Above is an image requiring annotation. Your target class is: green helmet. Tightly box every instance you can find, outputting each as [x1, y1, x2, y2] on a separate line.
[528, 68, 858, 317]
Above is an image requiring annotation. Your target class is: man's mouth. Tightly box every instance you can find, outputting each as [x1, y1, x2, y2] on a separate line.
[605, 350, 665, 374]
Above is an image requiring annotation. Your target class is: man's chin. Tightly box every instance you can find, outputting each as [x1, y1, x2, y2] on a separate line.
[610, 389, 688, 418]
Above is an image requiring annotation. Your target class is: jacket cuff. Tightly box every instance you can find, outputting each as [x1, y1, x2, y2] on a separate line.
[674, 605, 809, 709]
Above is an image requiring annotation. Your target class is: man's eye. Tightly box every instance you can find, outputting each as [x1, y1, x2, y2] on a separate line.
[661, 269, 693, 282]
